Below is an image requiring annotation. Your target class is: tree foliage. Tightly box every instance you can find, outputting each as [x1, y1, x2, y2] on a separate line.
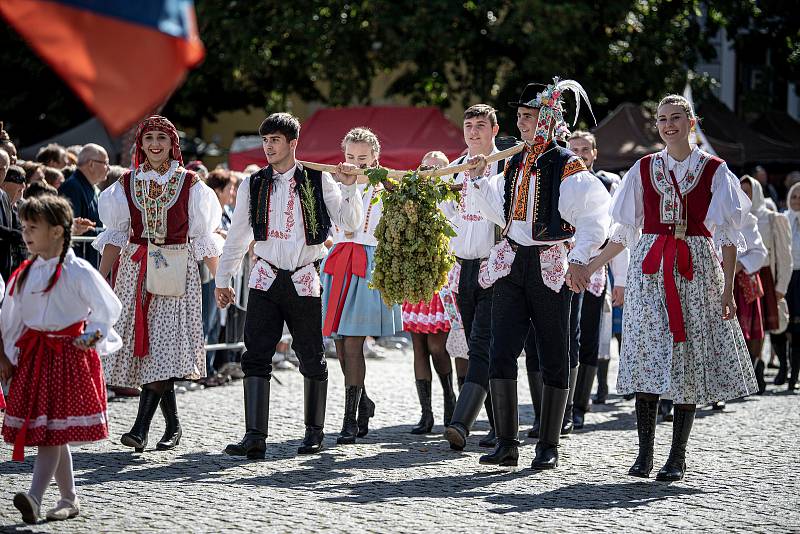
[1, 1, 797, 145]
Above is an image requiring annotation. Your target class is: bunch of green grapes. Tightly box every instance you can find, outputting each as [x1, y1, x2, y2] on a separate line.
[366, 168, 458, 306]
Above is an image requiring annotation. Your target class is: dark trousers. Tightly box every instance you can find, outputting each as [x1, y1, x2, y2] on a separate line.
[569, 291, 582, 368]
[489, 245, 572, 389]
[578, 286, 605, 367]
[242, 269, 327, 381]
[457, 258, 493, 388]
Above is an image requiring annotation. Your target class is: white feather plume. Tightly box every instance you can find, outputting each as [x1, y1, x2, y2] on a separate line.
[554, 78, 596, 126]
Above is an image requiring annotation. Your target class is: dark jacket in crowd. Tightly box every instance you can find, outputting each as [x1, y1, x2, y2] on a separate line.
[60, 169, 102, 267]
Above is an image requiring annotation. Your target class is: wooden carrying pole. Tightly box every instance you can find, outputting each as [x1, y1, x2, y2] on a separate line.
[297, 143, 524, 183]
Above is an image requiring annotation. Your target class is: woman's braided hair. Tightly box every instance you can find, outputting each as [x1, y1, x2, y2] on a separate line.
[13, 194, 73, 293]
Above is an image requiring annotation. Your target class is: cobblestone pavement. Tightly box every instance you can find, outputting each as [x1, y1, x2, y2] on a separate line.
[1, 349, 798, 533]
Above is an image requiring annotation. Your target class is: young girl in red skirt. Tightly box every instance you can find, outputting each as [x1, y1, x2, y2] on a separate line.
[0, 195, 122, 524]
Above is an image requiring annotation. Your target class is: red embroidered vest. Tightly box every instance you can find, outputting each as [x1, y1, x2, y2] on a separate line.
[121, 168, 193, 245]
[640, 153, 723, 238]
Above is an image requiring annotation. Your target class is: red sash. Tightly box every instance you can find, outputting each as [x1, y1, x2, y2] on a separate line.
[642, 235, 694, 343]
[322, 242, 367, 336]
[131, 245, 153, 357]
[12, 322, 85, 461]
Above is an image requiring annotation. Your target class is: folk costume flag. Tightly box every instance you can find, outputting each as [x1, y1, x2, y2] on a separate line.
[0, 0, 204, 134]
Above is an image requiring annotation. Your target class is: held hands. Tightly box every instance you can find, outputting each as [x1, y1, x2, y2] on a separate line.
[566, 263, 590, 292]
[335, 163, 359, 186]
[73, 330, 103, 350]
[215, 287, 235, 309]
[721, 288, 737, 320]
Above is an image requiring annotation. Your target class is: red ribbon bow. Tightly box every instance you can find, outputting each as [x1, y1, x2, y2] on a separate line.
[12, 322, 85, 461]
[641, 234, 694, 343]
[322, 242, 367, 336]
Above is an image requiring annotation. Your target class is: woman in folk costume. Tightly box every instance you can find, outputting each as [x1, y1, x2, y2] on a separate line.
[781, 182, 800, 391]
[320, 128, 403, 444]
[586, 94, 758, 481]
[93, 116, 222, 453]
[401, 150, 458, 435]
[740, 176, 793, 388]
[1, 196, 122, 523]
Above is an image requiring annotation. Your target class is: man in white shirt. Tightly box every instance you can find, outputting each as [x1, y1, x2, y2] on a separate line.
[468, 80, 610, 470]
[215, 113, 363, 459]
[442, 104, 508, 451]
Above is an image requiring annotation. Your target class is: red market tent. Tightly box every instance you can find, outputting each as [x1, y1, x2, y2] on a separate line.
[228, 106, 466, 171]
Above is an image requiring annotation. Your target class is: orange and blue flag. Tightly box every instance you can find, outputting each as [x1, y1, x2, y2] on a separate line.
[0, 0, 204, 134]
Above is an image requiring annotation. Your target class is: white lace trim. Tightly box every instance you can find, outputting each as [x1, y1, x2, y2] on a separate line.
[3, 412, 107, 430]
[92, 228, 129, 251]
[713, 227, 746, 252]
[135, 160, 180, 185]
[191, 233, 222, 261]
[609, 223, 636, 248]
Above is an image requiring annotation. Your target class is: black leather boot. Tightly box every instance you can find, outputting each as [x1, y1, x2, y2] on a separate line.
[788, 349, 799, 391]
[774, 336, 788, 386]
[479, 379, 519, 467]
[754, 360, 767, 395]
[457, 376, 466, 391]
[527, 371, 543, 438]
[439, 372, 457, 426]
[411, 379, 434, 434]
[659, 399, 674, 422]
[573, 364, 596, 430]
[356, 388, 375, 438]
[478, 393, 496, 448]
[628, 394, 658, 477]
[121, 387, 163, 452]
[337, 385, 362, 445]
[156, 382, 182, 450]
[444, 382, 487, 451]
[561, 366, 578, 435]
[224, 376, 270, 459]
[298, 378, 327, 454]
[656, 406, 695, 481]
[531, 385, 569, 470]
[595, 360, 609, 404]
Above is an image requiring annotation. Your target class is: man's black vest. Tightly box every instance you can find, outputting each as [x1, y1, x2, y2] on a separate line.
[249, 163, 331, 246]
[501, 141, 583, 242]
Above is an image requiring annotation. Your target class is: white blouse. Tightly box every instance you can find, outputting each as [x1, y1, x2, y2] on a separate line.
[92, 163, 223, 261]
[736, 213, 768, 274]
[331, 183, 382, 246]
[215, 165, 363, 288]
[1, 250, 122, 364]
[609, 147, 750, 250]
[472, 149, 611, 264]
[440, 148, 503, 260]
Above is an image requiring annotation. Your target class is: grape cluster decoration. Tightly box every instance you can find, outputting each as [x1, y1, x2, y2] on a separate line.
[365, 167, 459, 306]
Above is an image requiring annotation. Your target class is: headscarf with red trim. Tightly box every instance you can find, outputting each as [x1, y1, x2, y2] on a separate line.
[134, 115, 183, 168]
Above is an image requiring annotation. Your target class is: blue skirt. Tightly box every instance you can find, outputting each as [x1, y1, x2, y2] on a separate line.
[320, 243, 403, 337]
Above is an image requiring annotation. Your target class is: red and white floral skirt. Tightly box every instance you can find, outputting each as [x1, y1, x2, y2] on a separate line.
[2, 324, 108, 460]
[402, 294, 451, 334]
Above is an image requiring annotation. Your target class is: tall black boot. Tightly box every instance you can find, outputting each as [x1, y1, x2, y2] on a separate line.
[224, 376, 270, 459]
[527, 371, 543, 438]
[457, 376, 466, 391]
[595, 360, 609, 404]
[659, 399, 674, 422]
[298, 378, 327, 454]
[656, 406, 696, 481]
[121, 387, 163, 452]
[754, 359, 767, 394]
[156, 382, 182, 450]
[789, 346, 800, 391]
[444, 382, 487, 451]
[439, 372, 457, 426]
[773, 334, 788, 386]
[531, 385, 569, 469]
[356, 387, 375, 438]
[628, 394, 658, 477]
[561, 366, 578, 435]
[411, 379, 434, 434]
[337, 385, 362, 445]
[573, 364, 596, 430]
[479, 379, 519, 467]
[478, 393, 496, 448]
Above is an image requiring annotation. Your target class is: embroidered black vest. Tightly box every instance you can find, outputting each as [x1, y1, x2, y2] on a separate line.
[249, 163, 332, 245]
[501, 141, 577, 242]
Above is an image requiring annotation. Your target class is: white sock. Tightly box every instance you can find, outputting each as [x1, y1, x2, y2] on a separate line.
[29, 446, 61, 505]
[53, 445, 77, 504]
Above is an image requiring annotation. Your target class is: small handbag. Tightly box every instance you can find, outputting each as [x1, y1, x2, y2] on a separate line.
[141, 176, 189, 297]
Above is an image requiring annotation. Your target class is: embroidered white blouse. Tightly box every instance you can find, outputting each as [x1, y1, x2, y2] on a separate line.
[471, 148, 611, 265]
[609, 147, 751, 250]
[1, 250, 123, 364]
[331, 183, 382, 247]
[440, 147, 503, 260]
[215, 165, 363, 288]
[92, 161, 223, 261]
